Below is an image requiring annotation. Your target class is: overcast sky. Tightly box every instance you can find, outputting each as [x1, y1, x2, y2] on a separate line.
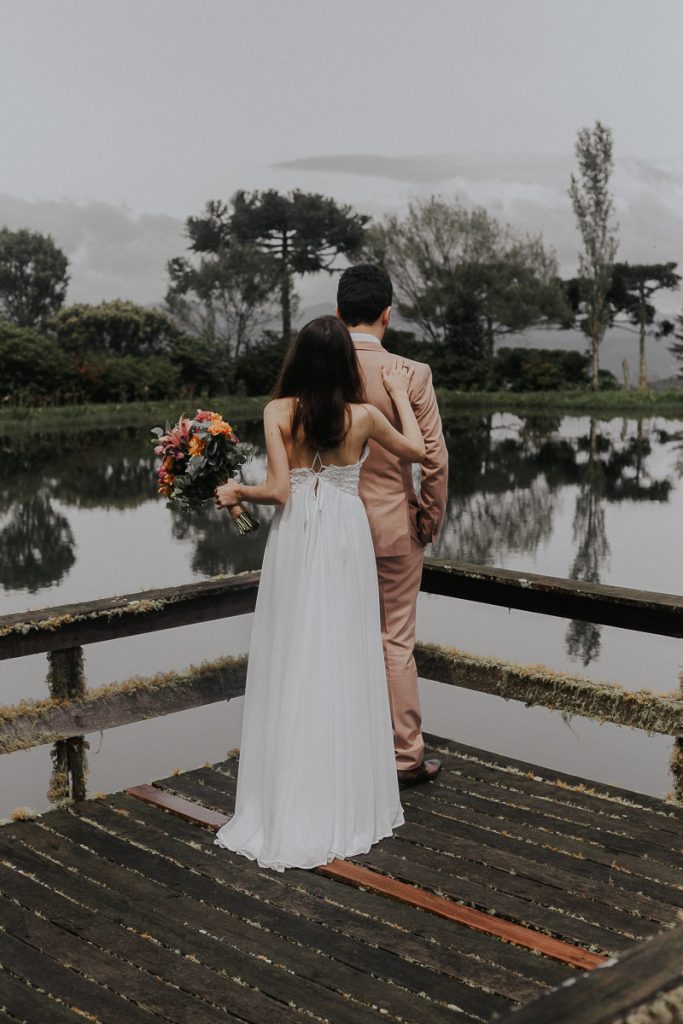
[1, 0, 682, 308]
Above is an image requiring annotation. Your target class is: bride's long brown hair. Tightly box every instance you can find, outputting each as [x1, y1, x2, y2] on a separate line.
[272, 315, 366, 450]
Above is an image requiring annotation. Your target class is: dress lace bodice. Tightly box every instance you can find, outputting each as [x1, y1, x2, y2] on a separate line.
[289, 443, 369, 498]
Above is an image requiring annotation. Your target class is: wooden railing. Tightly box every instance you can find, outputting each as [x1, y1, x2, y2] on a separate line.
[1, 558, 682, 799]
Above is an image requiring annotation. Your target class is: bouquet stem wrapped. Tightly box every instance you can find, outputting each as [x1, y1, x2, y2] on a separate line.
[227, 501, 259, 535]
[152, 410, 258, 534]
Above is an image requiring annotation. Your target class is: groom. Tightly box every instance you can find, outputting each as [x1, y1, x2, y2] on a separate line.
[337, 264, 448, 787]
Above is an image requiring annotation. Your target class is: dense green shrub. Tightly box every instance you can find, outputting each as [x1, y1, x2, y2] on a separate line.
[67, 354, 181, 403]
[495, 348, 590, 391]
[0, 321, 71, 403]
[51, 300, 179, 356]
[233, 332, 290, 396]
[167, 335, 232, 396]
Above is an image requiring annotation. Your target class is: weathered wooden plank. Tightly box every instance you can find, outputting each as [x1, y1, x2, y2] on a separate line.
[24, 811, 473, 1024]
[415, 643, 683, 736]
[422, 559, 683, 638]
[0, 893, 228, 1023]
[0, 656, 247, 754]
[115, 790, 559, 1000]
[423, 737, 683, 823]
[0, 967, 88, 1023]
[0, 860, 312, 1024]
[77, 800, 484, 1023]
[394, 776, 683, 891]
[416, 752, 683, 855]
[181, 760, 675, 929]
[2, 556, 682, 664]
[0, 927, 164, 1024]
[0, 571, 260, 660]
[353, 844, 631, 953]
[129, 778, 601, 973]
[400, 778, 683, 873]
[390, 816, 664, 941]
[494, 923, 683, 1024]
[0, 831, 389, 1024]
[150, 768, 622, 953]
[169, 753, 683, 920]
[91, 797, 510, 1019]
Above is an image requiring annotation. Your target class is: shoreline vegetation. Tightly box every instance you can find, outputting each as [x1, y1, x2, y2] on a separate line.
[2, 388, 682, 436]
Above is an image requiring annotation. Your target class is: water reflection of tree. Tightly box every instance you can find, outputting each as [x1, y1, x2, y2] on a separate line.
[171, 506, 271, 577]
[0, 429, 157, 594]
[565, 417, 672, 665]
[0, 495, 75, 592]
[51, 431, 155, 510]
[435, 413, 674, 667]
[566, 421, 609, 664]
[435, 414, 564, 564]
[435, 481, 556, 564]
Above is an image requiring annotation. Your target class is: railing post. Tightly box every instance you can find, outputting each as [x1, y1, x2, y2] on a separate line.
[47, 647, 88, 803]
[671, 740, 683, 806]
[669, 670, 683, 806]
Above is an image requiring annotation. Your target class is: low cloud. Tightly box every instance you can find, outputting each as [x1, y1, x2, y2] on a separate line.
[0, 195, 185, 307]
[276, 152, 683, 313]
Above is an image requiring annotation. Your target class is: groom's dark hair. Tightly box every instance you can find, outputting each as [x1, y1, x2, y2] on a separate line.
[337, 264, 392, 326]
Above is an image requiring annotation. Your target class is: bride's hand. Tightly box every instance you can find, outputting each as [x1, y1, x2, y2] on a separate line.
[214, 479, 241, 510]
[382, 360, 414, 397]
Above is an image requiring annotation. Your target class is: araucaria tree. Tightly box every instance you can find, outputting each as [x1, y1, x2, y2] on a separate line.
[568, 121, 619, 390]
[0, 227, 69, 329]
[609, 263, 680, 390]
[228, 190, 369, 341]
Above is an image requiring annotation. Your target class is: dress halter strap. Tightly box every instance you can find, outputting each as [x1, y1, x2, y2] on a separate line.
[310, 450, 325, 472]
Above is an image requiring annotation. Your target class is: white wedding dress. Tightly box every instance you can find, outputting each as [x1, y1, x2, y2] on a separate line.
[214, 444, 404, 871]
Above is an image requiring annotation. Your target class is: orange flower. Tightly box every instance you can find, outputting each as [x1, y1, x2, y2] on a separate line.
[163, 455, 175, 471]
[208, 419, 232, 436]
[188, 435, 206, 456]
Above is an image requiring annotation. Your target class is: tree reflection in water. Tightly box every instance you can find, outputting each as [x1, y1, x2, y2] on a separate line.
[0, 495, 75, 593]
[567, 420, 610, 664]
[0, 415, 679, 677]
[0, 427, 155, 594]
[432, 413, 675, 666]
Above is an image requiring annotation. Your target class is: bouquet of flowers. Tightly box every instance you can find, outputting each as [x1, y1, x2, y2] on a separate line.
[152, 410, 258, 534]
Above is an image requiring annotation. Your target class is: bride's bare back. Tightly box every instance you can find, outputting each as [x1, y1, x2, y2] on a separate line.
[214, 360, 425, 510]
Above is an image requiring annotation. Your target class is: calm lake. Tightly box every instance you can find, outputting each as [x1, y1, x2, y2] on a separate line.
[1, 411, 682, 818]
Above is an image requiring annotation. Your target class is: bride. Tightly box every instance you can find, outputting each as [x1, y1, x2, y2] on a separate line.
[213, 315, 426, 871]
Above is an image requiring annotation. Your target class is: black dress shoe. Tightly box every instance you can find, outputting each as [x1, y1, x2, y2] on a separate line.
[396, 758, 442, 789]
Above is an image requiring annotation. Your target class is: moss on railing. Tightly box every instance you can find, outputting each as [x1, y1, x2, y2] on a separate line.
[414, 643, 683, 735]
[0, 653, 248, 756]
[0, 598, 171, 641]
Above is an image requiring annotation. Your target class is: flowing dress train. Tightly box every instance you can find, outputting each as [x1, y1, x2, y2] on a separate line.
[214, 445, 404, 871]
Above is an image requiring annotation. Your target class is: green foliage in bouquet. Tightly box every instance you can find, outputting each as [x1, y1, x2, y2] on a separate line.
[152, 410, 258, 532]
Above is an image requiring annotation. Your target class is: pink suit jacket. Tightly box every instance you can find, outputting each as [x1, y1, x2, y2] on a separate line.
[354, 340, 448, 557]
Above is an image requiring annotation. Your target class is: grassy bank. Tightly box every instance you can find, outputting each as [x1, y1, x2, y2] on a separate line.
[436, 388, 683, 417]
[2, 388, 682, 436]
[0, 396, 267, 436]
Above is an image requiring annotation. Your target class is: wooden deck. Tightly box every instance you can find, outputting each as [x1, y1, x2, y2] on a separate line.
[2, 733, 682, 1024]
